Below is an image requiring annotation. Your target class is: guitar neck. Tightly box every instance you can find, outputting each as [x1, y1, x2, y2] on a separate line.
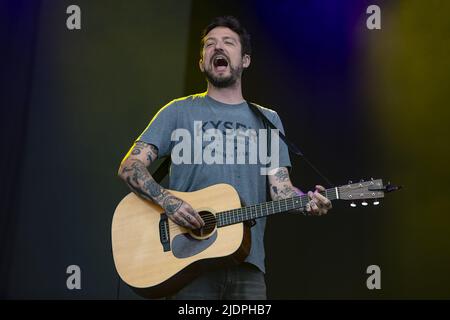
[216, 187, 340, 227]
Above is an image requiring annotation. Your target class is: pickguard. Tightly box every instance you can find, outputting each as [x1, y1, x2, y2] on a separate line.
[172, 232, 217, 258]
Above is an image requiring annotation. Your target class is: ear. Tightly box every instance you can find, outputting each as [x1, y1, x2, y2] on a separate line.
[199, 58, 204, 72]
[243, 54, 251, 69]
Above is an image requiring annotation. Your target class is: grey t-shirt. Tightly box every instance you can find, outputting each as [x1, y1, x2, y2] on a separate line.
[137, 93, 291, 273]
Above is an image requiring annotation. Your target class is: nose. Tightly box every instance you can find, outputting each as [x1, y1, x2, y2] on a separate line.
[213, 40, 225, 51]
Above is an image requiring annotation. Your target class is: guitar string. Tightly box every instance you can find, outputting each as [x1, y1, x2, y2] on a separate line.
[166, 194, 333, 231]
[167, 195, 315, 227]
[166, 199, 370, 231]
[167, 203, 305, 230]
[165, 188, 375, 231]
[167, 190, 334, 225]
[165, 190, 343, 230]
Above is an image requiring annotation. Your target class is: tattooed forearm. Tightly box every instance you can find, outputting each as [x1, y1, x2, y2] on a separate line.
[125, 176, 152, 201]
[144, 179, 164, 198]
[271, 184, 305, 213]
[119, 141, 176, 211]
[121, 160, 175, 208]
[269, 167, 305, 213]
[269, 167, 295, 200]
[128, 161, 149, 183]
[274, 167, 290, 182]
[271, 184, 298, 200]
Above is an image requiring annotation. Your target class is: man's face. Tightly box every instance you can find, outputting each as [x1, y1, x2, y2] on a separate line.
[199, 27, 250, 88]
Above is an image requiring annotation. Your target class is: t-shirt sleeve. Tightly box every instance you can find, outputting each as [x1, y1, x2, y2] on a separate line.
[136, 101, 179, 158]
[270, 111, 292, 170]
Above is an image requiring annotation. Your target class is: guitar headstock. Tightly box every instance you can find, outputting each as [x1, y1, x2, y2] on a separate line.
[337, 178, 401, 207]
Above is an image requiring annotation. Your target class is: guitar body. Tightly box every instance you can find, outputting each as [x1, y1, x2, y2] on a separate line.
[111, 183, 251, 299]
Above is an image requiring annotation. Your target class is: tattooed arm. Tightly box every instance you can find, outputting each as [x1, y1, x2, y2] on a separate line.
[268, 167, 332, 216]
[118, 141, 204, 229]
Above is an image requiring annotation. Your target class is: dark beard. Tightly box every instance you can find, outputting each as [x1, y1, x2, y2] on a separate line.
[203, 64, 242, 88]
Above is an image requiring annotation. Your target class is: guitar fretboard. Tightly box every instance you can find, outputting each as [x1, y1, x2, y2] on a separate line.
[216, 188, 339, 227]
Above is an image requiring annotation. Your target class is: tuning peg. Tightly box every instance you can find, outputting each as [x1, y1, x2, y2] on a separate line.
[373, 200, 380, 206]
[350, 202, 357, 208]
[348, 180, 353, 184]
[360, 179, 365, 182]
[362, 201, 368, 206]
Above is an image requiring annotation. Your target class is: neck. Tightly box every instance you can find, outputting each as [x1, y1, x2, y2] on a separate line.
[206, 80, 245, 105]
[216, 187, 340, 227]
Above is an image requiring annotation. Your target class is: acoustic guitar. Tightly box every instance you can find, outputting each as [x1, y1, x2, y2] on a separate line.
[111, 179, 399, 298]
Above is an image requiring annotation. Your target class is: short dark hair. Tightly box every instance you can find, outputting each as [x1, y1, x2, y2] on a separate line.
[200, 16, 252, 57]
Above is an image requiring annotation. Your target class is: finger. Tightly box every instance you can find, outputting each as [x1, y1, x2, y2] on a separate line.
[170, 215, 186, 228]
[183, 213, 201, 228]
[190, 209, 205, 227]
[313, 191, 331, 208]
[182, 211, 201, 228]
[183, 207, 203, 228]
[174, 212, 196, 229]
[310, 201, 320, 213]
[311, 192, 323, 206]
[313, 196, 330, 215]
[307, 192, 316, 214]
[173, 214, 188, 228]
[315, 185, 326, 192]
[311, 198, 329, 215]
[305, 202, 311, 212]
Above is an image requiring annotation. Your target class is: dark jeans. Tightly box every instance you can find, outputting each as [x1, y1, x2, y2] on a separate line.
[167, 263, 267, 300]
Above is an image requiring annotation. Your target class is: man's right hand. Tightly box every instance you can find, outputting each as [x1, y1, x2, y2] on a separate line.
[163, 195, 205, 229]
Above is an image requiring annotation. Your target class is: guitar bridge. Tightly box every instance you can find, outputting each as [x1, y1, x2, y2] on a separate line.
[159, 214, 171, 252]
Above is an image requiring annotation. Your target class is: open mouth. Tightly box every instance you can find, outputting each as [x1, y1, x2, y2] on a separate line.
[212, 55, 229, 72]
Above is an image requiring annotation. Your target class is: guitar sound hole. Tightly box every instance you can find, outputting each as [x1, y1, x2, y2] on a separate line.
[191, 211, 216, 238]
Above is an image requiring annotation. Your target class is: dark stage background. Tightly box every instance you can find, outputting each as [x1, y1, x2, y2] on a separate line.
[1, 0, 450, 299]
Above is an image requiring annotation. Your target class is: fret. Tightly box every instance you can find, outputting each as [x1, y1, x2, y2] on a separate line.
[217, 187, 336, 227]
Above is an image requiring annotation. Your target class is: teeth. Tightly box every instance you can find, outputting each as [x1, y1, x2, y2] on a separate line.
[213, 55, 227, 62]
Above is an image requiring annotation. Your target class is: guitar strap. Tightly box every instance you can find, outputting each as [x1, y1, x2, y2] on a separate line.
[249, 102, 334, 187]
[151, 102, 303, 184]
[247, 102, 304, 156]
